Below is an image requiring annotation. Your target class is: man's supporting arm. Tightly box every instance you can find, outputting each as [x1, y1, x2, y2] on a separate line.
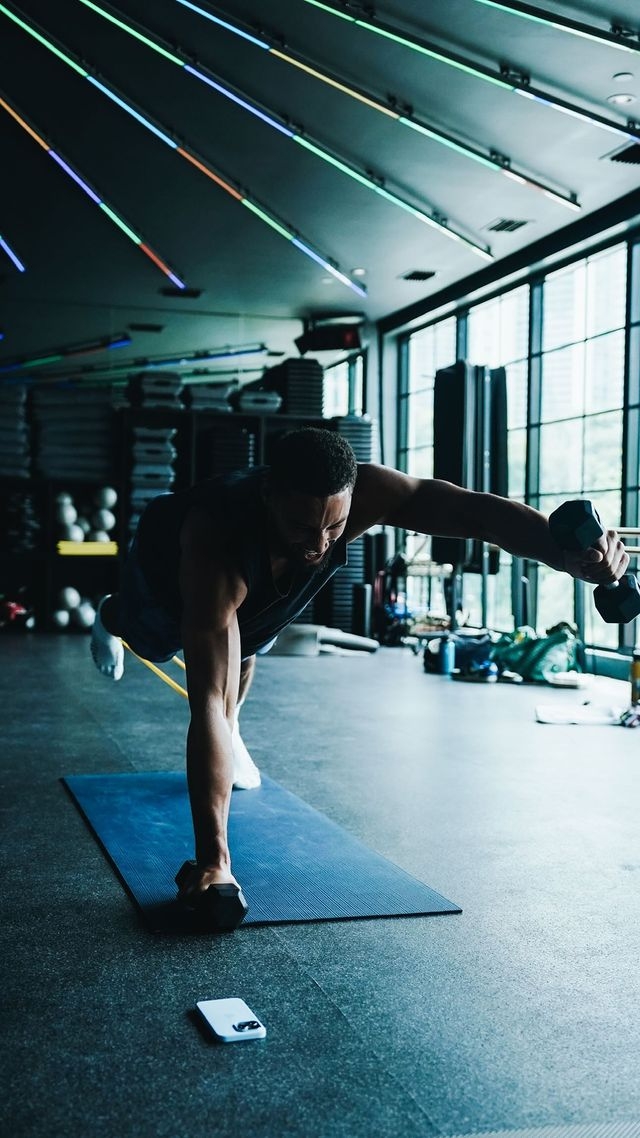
[178, 508, 248, 893]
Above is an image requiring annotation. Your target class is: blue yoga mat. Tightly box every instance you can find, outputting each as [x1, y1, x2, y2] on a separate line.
[63, 773, 461, 931]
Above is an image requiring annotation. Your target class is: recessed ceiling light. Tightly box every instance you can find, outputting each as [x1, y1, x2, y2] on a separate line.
[321, 276, 335, 284]
[612, 72, 634, 83]
[607, 92, 636, 106]
[351, 267, 367, 277]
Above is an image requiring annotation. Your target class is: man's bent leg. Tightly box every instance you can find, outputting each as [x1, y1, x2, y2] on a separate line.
[231, 654, 262, 790]
[90, 594, 125, 681]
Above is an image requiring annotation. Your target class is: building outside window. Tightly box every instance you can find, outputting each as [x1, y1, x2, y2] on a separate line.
[399, 317, 457, 619]
[324, 355, 365, 418]
[398, 238, 634, 652]
[466, 285, 530, 630]
[535, 244, 627, 650]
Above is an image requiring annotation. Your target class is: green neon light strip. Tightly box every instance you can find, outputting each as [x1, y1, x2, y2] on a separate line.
[0, 88, 186, 286]
[78, 0, 184, 65]
[24, 354, 64, 367]
[0, 2, 366, 295]
[98, 203, 141, 243]
[76, 0, 492, 256]
[295, 137, 492, 256]
[300, 0, 640, 140]
[303, 0, 355, 22]
[176, 1, 578, 209]
[472, 0, 639, 54]
[0, 1, 87, 73]
[241, 201, 294, 241]
[302, 0, 511, 89]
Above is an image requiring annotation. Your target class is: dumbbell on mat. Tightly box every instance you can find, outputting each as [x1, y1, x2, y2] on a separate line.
[548, 499, 640, 624]
[175, 860, 248, 931]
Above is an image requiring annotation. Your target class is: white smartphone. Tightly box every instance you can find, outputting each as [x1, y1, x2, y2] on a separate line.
[196, 998, 267, 1043]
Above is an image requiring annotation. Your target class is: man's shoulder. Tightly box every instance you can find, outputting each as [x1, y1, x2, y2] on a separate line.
[347, 463, 418, 539]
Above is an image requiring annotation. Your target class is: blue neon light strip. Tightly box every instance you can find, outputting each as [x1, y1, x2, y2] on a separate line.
[0, 89, 185, 286]
[76, 0, 492, 258]
[0, 2, 367, 295]
[0, 233, 26, 271]
[172, 0, 579, 211]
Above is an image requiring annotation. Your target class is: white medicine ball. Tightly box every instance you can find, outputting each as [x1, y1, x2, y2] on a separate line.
[72, 601, 96, 629]
[55, 491, 73, 506]
[89, 530, 110, 543]
[56, 503, 77, 526]
[92, 508, 116, 532]
[58, 586, 81, 610]
[94, 486, 118, 509]
[52, 609, 70, 628]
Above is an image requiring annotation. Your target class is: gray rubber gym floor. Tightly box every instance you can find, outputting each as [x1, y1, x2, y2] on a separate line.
[3, 633, 640, 1137]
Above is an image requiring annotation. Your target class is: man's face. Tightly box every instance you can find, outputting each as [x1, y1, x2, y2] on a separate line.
[267, 486, 352, 572]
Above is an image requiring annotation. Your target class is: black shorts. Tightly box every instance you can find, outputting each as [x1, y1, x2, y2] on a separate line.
[118, 536, 181, 663]
[118, 536, 277, 663]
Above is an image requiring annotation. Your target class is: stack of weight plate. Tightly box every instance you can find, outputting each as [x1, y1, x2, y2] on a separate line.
[32, 386, 115, 481]
[262, 357, 324, 416]
[197, 422, 256, 479]
[237, 391, 282, 414]
[0, 384, 30, 479]
[186, 383, 235, 412]
[1, 488, 42, 553]
[127, 371, 184, 410]
[128, 425, 177, 537]
[327, 416, 376, 632]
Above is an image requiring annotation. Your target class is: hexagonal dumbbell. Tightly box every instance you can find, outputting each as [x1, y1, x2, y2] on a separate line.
[175, 860, 249, 932]
[548, 499, 640, 624]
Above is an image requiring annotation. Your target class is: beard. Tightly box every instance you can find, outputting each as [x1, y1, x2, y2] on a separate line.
[267, 522, 332, 575]
[291, 546, 333, 575]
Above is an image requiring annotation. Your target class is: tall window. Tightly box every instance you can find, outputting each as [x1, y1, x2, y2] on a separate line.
[400, 318, 456, 617]
[324, 356, 365, 417]
[400, 318, 457, 478]
[535, 244, 627, 648]
[466, 286, 530, 629]
[397, 237, 634, 650]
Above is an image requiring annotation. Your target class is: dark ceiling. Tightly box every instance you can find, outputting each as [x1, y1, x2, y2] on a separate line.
[0, 0, 639, 386]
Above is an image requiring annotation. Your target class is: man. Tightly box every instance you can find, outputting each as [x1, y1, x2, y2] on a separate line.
[90, 427, 628, 904]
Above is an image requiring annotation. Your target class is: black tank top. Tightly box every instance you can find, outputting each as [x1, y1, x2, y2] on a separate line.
[136, 467, 348, 656]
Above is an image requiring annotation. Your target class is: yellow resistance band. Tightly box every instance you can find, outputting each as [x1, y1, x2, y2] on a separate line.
[122, 641, 188, 699]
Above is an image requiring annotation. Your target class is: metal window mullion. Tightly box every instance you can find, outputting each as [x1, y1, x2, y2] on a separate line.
[524, 279, 543, 629]
[397, 335, 410, 472]
[621, 238, 640, 649]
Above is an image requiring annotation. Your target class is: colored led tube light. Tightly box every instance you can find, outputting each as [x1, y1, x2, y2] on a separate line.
[300, 0, 639, 142]
[0, 333, 131, 373]
[75, 0, 492, 258]
[171, 0, 576, 209]
[0, 232, 26, 271]
[0, 2, 366, 296]
[0, 91, 185, 287]
[175, 0, 578, 210]
[472, 0, 640, 54]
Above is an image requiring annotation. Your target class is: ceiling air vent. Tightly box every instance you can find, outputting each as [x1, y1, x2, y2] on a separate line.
[401, 269, 437, 281]
[159, 286, 202, 298]
[608, 141, 640, 164]
[486, 218, 529, 233]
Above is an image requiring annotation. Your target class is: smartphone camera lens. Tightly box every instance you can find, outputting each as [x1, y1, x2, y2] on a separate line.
[233, 1020, 260, 1032]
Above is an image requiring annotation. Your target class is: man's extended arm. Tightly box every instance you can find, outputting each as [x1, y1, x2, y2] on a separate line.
[178, 507, 248, 897]
[348, 465, 628, 584]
